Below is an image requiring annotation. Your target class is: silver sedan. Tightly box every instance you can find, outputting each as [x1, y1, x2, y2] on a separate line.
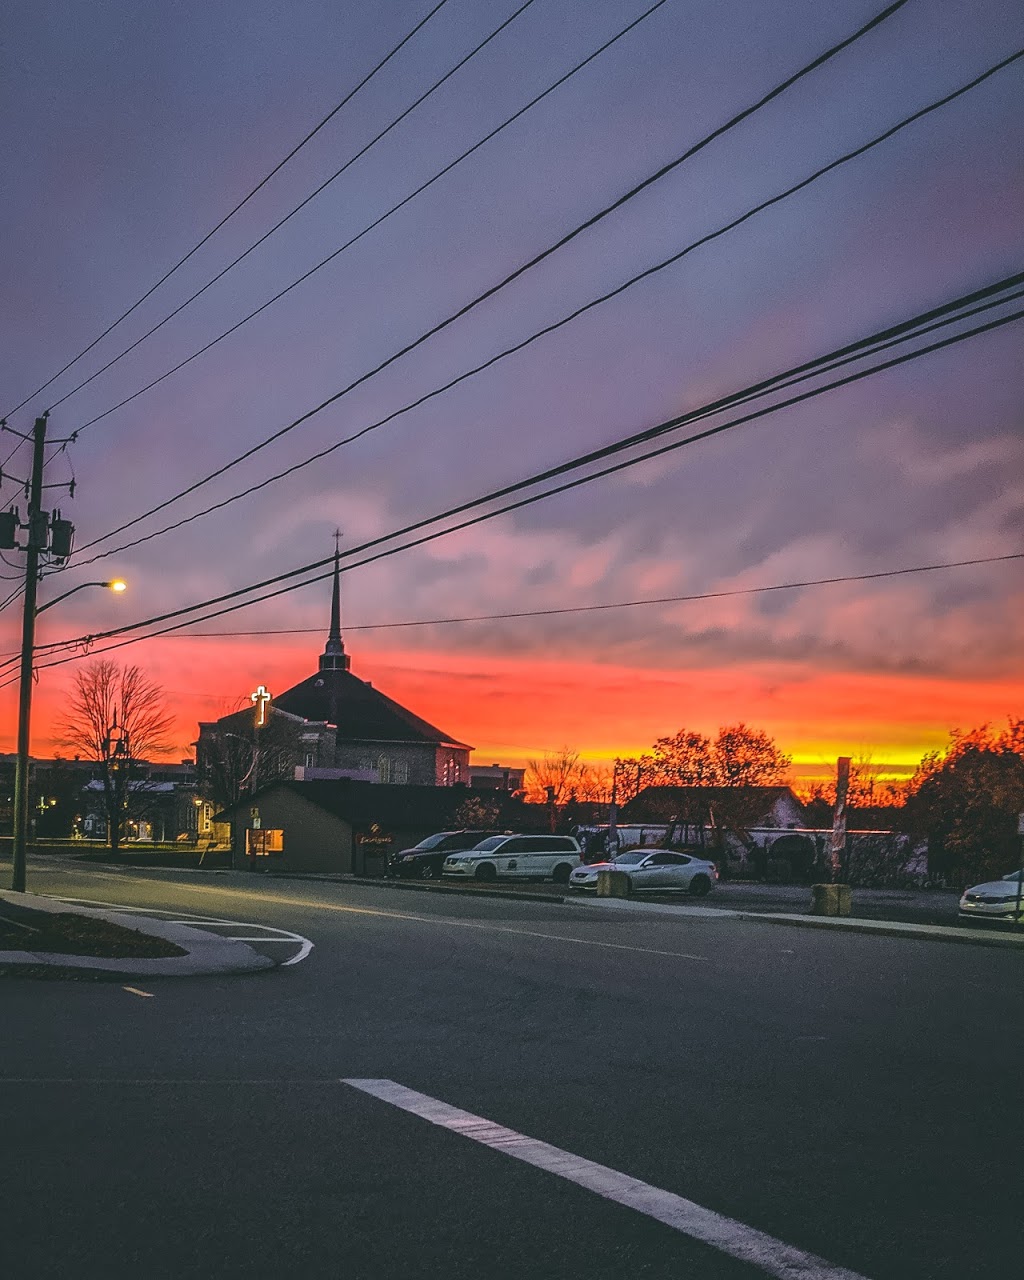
[569, 849, 718, 895]
[959, 870, 1024, 923]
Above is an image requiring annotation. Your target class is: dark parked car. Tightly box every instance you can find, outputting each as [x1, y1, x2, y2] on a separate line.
[388, 830, 502, 879]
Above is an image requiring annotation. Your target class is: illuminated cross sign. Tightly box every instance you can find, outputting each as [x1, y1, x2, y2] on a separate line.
[250, 684, 272, 727]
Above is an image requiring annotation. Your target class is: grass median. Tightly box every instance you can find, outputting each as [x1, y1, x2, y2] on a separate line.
[0, 900, 185, 960]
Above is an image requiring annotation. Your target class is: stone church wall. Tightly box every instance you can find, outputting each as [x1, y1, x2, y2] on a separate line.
[334, 742, 438, 787]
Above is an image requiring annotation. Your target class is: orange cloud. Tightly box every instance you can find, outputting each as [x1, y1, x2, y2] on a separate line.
[6, 636, 1011, 774]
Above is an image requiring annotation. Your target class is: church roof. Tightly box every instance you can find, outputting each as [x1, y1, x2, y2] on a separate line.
[273, 667, 470, 748]
[205, 540, 470, 750]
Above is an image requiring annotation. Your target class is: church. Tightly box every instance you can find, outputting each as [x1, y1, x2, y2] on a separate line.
[196, 548, 472, 797]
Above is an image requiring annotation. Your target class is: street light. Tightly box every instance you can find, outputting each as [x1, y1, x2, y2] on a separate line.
[11, 577, 128, 891]
[36, 579, 127, 614]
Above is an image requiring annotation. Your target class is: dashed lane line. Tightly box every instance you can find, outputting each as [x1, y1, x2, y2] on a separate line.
[121, 987, 154, 999]
[343, 1079, 871, 1280]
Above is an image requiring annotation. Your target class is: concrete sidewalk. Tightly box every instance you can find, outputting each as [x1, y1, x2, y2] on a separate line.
[0, 891, 276, 977]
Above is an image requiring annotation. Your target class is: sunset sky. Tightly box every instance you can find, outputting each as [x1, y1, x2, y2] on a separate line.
[0, 0, 1021, 777]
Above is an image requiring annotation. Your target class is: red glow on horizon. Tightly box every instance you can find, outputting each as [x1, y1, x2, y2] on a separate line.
[4, 635, 1018, 776]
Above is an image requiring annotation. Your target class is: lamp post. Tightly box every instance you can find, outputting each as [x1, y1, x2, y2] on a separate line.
[10, 578, 127, 891]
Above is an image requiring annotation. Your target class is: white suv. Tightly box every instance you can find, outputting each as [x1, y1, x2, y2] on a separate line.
[443, 834, 582, 884]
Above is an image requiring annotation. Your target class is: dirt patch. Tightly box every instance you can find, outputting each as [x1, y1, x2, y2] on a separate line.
[0, 903, 185, 959]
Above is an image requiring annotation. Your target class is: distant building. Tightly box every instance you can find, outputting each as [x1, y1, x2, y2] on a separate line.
[0, 753, 199, 842]
[622, 785, 807, 834]
[196, 547, 472, 806]
[469, 763, 525, 793]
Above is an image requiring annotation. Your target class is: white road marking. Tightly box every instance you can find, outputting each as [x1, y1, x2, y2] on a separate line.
[281, 938, 315, 966]
[41, 894, 314, 965]
[122, 987, 154, 999]
[342, 1079, 870, 1280]
[148, 883, 710, 963]
[214, 936, 303, 943]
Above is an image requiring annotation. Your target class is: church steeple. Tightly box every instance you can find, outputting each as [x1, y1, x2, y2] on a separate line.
[320, 532, 351, 672]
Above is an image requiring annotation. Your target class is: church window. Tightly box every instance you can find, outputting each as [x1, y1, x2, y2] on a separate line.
[377, 755, 392, 784]
[304, 752, 315, 769]
[393, 760, 409, 785]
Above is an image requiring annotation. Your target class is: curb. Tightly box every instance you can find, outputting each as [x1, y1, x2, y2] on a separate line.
[0, 891, 275, 978]
[566, 895, 1024, 949]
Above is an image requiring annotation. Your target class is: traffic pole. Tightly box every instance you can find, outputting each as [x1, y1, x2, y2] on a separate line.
[11, 415, 48, 892]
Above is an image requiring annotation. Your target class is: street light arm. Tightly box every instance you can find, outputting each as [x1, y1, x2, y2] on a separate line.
[36, 580, 127, 614]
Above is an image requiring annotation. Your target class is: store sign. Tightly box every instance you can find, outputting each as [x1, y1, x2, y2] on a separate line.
[357, 822, 392, 848]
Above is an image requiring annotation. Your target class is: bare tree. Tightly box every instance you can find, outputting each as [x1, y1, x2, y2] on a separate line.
[576, 761, 615, 804]
[712, 724, 792, 787]
[55, 660, 175, 852]
[613, 754, 657, 803]
[197, 711, 301, 812]
[524, 748, 585, 805]
[651, 730, 717, 785]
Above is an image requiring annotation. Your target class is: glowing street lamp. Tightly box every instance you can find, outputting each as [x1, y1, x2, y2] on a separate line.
[36, 578, 127, 614]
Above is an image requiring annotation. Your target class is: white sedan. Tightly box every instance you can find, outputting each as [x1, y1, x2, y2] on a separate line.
[958, 870, 1024, 924]
[569, 849, 718, 895]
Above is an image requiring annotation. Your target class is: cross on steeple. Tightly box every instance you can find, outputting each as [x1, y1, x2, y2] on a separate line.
[250, 684, 271, 727]
[320, 531, 351, 672]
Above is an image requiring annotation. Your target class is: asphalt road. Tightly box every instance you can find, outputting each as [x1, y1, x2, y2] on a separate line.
[2, 854, 1022, 1280]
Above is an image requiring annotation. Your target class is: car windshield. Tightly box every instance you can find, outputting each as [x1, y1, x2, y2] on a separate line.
[1000, 869, 1024, 882]
[412, 834, 450, 851]
[613, 851, 648, 865]
[473, 837, 507, 851]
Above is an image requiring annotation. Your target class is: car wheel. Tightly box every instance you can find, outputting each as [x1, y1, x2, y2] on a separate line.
[689, 874, 711, 897]
[474, 863, 497, 882]
[551, 863, 572, 885]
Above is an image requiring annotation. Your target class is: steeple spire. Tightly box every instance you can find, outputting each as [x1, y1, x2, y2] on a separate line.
[320, 530, 350, 672]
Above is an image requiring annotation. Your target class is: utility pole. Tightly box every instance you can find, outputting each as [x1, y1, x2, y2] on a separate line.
[11, 415, 48, 892]
[1015, 812, 1024, 926]
[828, 756, 852, 884]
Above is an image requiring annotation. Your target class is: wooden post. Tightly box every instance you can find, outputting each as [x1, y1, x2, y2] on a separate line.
[829, 756, 851, 883]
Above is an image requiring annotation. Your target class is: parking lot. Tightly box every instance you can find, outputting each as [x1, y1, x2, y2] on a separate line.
[375, 873, 967, 927]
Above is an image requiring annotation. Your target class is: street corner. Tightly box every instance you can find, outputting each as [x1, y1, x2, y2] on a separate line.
[0, 892, 313, 978]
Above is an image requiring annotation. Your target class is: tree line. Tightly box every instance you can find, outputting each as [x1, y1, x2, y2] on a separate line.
[525, 723, 792, 806]
[37, 658, 1024, 887]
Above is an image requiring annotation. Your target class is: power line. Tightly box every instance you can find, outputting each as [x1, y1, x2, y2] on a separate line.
[69, 0, 916, 561]
[1, 0, 454, 421]
[74, 269, 1023, 574]
[2, 548, 1018, 691]
[42, 0, 541, 418]
[27, 283, 1024, 658]
[75, 552, 1024, 636]
[75, 57, 1024, 576]
[70, 0, 674, 439]
[19, 282, 1024, 668]
[297, 305, 1024, 584]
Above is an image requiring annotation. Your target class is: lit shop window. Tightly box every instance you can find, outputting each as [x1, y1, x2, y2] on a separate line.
[246, 829, 284, 857]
